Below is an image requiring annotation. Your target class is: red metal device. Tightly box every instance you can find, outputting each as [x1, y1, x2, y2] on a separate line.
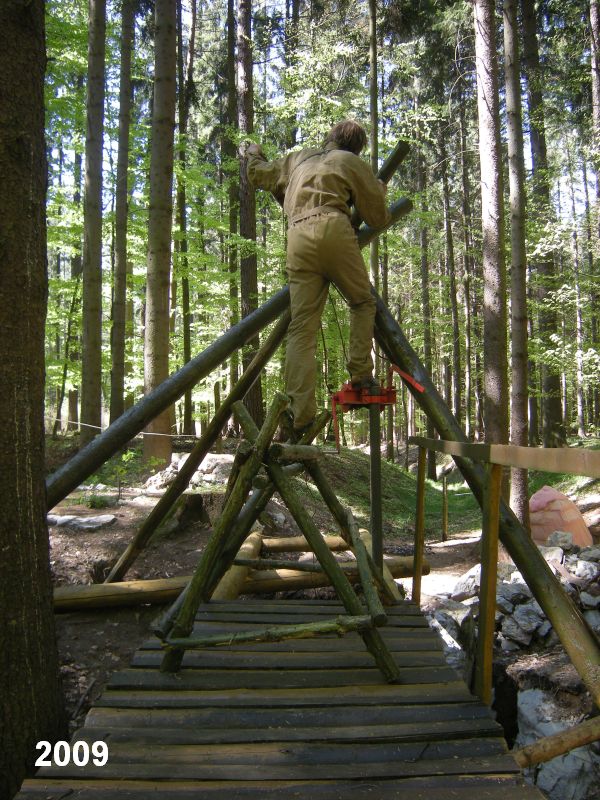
[330, 364, 425, 451]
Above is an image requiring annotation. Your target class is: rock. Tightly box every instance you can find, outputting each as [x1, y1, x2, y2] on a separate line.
[537, 545, 564, 564]
[48, 514, 116, 531]
[501, 616, 532, 646]
[495, 593, 514, 615]
[451, 565, 480, 601]
[577, 493, 600, 514]
[499, 635, 520, 652]
[497, 582, 532, 605]
[427, 616, 471, 682]
[497, 562, 517, 581]
[583, 609, 600, 635]
[536, 620, 552, 638]
[433, 600, 473, 643]
[513, 602, 544, 634]
[575, 560, 599, 581]
[515, 688, 600, 800]
[580, 592, 600, 610]
[578, 546, 600, 563]
[530, 486, 592, 547]
[546, 530, 576, 550]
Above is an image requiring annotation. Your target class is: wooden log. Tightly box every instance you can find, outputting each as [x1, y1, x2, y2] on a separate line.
[268, 443, 322, 462]
[512, 715, 600, 768]
[222, 439, 255, 505]
[211, 532, 262, 601]
[261, 534, 348, 553]
[374, 290, 600, 706]
[304, 460, 399, 605]
[473, 463, 502, 705]
[164, 615, 374, 649]
[103, 314, 290, 583]
[359, 528, 403, 602]
[344, 510, 387, 625]
[46, 295, 290, 509]
[162, 394, 290, 671]
[234, 403, 401, 683]
[53, 556, 423, 611]
[234, 558, 335, 572]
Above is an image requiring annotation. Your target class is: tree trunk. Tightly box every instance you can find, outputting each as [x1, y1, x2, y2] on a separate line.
[144, 0, 177, 465]
[521, 0, 565, 446]
[110, 0, 135, 425]
[416, 150, 436, 479]
[473, 0, 509, 450]
[80, 0, 106, 447]
[176, 0, 197, 435]
[566, 144, 586, 437]
[369, 0, 379, 294]
[439, 133, 461, 425]
[504, 0, 529, 527]
[589, 0, 600, 424]
[0, 2, 66, 794]
[226, 0, 240, 403]
[458, 99, 474, 439]
[238, 0, 264, 426]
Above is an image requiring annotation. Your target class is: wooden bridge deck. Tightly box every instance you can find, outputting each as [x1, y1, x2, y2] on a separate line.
[19, 599, 543, 799]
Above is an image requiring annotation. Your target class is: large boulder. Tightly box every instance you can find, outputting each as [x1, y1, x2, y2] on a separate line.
[529, 486, 592, 547]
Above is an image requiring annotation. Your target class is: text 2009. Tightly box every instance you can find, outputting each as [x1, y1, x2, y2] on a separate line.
[35, 741, 108, 767]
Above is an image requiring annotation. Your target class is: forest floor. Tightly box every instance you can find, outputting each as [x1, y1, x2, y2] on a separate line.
[45, 434, 599, 735]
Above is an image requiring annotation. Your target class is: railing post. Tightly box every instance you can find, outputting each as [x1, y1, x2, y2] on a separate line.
[412, 446, 427, 606]
[441, 474, 448, 542]
[473, 462, 502, 704]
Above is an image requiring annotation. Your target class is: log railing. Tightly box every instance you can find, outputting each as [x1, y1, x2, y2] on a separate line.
[408, 434, 600, 766]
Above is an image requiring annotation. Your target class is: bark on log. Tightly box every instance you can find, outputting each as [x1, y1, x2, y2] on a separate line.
[261, 534, 348, 552]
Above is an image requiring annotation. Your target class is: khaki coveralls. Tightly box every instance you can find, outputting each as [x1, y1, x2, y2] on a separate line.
[247, 142, 391, 429]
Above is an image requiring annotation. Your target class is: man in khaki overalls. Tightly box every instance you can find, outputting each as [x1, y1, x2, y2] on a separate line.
[246, 120, 391, 435]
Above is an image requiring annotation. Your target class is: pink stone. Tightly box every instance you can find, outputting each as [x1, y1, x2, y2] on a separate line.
[529, 486, 592, 546]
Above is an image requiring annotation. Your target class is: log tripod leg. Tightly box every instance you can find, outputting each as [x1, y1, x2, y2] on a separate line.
[160, 394, 289, 672]
[234, 403, 401, 683]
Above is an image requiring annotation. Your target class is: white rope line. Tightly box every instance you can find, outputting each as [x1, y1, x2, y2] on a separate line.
[50, 419, 192, 438]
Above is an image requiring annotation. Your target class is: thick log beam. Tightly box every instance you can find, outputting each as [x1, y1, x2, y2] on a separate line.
[46, 290, 290, 509]
[373, 291, 600, 706]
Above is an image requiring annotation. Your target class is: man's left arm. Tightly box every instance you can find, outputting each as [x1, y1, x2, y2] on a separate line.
[246, 144, 287, 206]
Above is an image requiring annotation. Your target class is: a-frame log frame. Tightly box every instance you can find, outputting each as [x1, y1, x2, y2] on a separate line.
[45, 136, 600, 705]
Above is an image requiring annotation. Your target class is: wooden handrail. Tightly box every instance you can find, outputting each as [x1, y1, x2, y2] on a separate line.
[409, 436, 600, 478]
[410, 433, 600, 764]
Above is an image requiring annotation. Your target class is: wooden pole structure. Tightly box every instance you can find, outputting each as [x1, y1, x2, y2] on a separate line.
[161, 394, 289, 671]
[442, 475, 448, 542]
[261, 534, 348, 552]
[104, 312, 290, 583]
[473, 463, 502, 705]
[234, 402, 401, 683]
[373, 290, 600, 706]
[344, 510, 387, 624]
[412, 446, 426, 606]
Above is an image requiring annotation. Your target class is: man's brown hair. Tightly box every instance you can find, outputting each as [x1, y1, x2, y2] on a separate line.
[323, 120, 367, 155]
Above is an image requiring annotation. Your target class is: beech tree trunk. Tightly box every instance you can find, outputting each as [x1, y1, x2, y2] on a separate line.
[226, 0, 240, 401]
[504, 0, 529, 526]
[416, 150, 436, 479]
[176, 0, 197, 435]
[110, 0, 135, 424]
[144, 0, 177, 465]
[458, 98, 474, 439]
[80, 0, 106, 447]
[473, 0, 509, 450]
[238, 0, 264, 426]
[0, 2, 66, 794]
[590, 0, 600, 423]
[521, 0, 565, 446]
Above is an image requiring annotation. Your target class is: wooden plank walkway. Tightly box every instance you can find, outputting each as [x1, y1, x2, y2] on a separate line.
[18, 599, 543, 799]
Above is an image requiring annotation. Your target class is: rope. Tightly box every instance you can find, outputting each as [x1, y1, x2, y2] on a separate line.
[49, 419, 190, 438]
